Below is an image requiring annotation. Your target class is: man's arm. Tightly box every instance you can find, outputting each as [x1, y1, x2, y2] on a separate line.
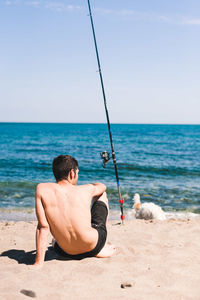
[34, 184, 49, 267]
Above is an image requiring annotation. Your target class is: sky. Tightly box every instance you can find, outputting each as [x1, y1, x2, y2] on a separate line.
[0, 0, 200, 124]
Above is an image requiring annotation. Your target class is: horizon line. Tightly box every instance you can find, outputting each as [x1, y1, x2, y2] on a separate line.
[0, 121, 199, 126]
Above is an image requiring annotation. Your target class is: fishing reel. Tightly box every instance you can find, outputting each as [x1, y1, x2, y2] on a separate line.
[100, 151, 110, 168]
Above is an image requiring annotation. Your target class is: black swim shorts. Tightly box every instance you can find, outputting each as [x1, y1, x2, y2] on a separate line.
[54, 200, 108, 260]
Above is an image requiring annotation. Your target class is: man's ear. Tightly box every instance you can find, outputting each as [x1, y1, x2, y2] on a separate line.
[69, 169, 74, 180]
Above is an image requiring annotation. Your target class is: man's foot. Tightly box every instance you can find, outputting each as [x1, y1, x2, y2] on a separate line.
[96, 243, 116, 258]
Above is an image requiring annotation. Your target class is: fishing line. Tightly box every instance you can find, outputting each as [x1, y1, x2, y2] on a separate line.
[87, 0, 125, 223]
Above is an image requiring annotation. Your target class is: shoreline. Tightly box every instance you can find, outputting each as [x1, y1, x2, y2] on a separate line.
[0, 207, 199, 222]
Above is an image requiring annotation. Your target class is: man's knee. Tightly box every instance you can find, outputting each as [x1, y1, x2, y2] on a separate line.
[98, 192, 108, 206]
[92, 192, 108, 207]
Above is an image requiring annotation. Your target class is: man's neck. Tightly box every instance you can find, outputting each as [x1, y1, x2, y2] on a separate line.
[57, 179, 71, 185]
[57, 179, 76, 186]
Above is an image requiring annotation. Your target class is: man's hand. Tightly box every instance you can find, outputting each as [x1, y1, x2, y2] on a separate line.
[32, 262, 43, 269]
[92, 182, 106, 197]
[28, 262, 43, 271]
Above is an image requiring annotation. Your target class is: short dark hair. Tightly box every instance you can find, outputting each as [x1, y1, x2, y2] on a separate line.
[52, 155, 78, 182]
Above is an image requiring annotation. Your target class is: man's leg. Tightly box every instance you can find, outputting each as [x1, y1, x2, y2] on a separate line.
[92, 192, 116, 258]
[92, 192, 109, 222]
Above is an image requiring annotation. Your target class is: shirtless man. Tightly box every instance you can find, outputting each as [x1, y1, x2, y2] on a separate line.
[34, 154, 116, 267]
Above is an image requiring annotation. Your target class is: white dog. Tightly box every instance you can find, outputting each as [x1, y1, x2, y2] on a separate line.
[133, 193, 166, 220]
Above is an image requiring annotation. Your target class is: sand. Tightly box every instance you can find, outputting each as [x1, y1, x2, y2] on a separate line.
[0, 218, 200, 300]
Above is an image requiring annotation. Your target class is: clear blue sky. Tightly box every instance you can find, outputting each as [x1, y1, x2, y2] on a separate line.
[0, 0, 200, 124]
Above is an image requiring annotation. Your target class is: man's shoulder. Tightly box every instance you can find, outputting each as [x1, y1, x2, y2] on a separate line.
[36, 182, 56, 193]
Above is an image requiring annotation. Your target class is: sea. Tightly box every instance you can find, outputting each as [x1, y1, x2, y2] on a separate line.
[0, 122, 199, 221]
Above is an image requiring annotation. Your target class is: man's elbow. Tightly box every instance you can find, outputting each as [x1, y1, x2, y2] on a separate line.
[37, 223, 49, 231]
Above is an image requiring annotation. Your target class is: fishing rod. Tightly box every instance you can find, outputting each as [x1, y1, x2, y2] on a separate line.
[87, 0, 125, 223]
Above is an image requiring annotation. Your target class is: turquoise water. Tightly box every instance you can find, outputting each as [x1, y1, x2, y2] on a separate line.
[0, 123, 200, 217]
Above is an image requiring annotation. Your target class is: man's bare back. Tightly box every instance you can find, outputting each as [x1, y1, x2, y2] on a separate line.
[34, 155, 115, 267]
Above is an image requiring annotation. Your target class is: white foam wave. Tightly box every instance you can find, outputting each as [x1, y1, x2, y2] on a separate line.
[108, 209, 200, 221]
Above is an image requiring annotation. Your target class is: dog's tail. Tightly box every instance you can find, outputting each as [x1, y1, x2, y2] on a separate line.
[133, 193, 141, 210]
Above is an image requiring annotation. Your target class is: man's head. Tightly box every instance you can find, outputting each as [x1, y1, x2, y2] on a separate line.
[52, 155, 79, 184]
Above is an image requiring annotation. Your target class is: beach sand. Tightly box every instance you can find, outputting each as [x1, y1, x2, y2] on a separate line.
[0, 218, 200, 300]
